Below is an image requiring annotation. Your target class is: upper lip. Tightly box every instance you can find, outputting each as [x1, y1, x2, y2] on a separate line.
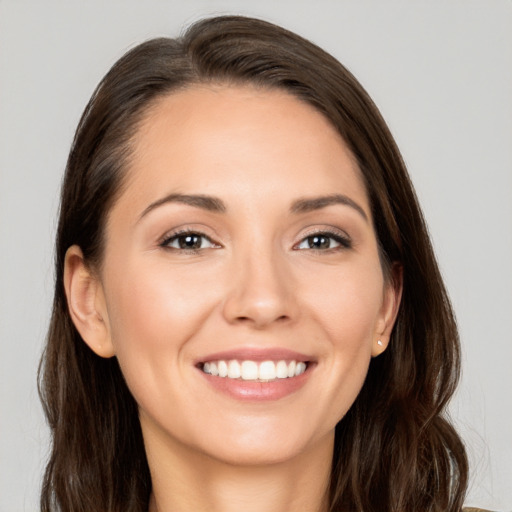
[195, 347, 313, 364]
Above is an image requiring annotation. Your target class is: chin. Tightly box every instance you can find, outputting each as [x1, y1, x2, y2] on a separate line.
[191, 419, 334, 468]
[209, 441, 303, 467]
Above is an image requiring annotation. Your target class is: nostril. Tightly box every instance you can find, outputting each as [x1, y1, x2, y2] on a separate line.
[234, 314, 291, 328]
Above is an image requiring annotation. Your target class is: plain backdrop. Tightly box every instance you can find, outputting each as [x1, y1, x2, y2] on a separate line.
[1, 1, 511, 511]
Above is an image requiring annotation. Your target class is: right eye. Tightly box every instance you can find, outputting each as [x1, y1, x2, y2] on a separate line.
[160, 230, 218, 252]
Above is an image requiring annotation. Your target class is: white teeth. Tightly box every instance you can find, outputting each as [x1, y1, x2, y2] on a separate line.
[202, 359, 308, 381]
[209, 362, 219, 376]
[218, 360, 228, 377]
[276, 360, 288, 379]
[241, 361, 258, 380]
[228, 360, 241, 379]
[295, 362, 306, 376]
[258, 360, 276, 380]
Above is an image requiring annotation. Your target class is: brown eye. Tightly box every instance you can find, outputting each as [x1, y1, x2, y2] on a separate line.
[295, 231, 351, 251]
[177, 234, 203, 249]
[161, 231, 217, 251]
[306, 235, 332, 249]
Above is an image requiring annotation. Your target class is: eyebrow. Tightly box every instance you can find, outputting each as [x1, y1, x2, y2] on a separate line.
[139, 192, 368, 222]
[290, 194, 368, 221]
[139, 193, 227, 220]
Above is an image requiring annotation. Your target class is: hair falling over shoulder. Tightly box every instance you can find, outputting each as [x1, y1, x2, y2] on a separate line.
[39, 15, 468, 512]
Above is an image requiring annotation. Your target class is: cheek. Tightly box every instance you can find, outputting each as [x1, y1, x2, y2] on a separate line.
[299, 263, 384, 422]
[101, 258, 227, 440]
[303, 262, 384, 346]
[102, 257, 221, 385]
[106, 256, 214, 337]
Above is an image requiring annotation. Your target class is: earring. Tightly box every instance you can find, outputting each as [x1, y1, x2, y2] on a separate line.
[377, 340, 383, 346]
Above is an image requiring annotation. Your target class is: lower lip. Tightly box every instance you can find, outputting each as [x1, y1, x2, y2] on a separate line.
[198, 365, 313, 401]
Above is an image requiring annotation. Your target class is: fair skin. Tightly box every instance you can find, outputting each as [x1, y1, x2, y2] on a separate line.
[64, 85, 401, 512]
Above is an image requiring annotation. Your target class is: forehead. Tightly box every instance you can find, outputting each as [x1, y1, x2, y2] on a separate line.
[119, 84, 368, 215]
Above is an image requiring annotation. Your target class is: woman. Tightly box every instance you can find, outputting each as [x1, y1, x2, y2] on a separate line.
[39, 15, 475, 512]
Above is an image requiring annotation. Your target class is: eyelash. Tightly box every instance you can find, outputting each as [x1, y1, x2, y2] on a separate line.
[159, 228, 352, 254]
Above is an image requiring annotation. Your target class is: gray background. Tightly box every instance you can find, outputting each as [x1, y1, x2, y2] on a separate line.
[1, 1, 511, 510]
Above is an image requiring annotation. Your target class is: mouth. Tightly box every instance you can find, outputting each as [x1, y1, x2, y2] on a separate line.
[199, 359, 308, 382]
[195, 348, 314, 401]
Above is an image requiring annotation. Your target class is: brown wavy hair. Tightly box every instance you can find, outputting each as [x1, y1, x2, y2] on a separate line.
[39, 15, 468, 512]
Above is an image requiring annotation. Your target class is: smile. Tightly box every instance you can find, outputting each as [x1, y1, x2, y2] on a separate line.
[201, 360, 307, 381]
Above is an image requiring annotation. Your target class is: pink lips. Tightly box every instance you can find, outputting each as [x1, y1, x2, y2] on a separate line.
[196, 347, 314, 402]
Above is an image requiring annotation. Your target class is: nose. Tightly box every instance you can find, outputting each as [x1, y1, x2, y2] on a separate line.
[222, 249, 297, 329]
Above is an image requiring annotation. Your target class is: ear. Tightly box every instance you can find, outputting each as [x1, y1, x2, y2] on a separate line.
[372, 263, 403, 357]
[63, 245, 115, 358]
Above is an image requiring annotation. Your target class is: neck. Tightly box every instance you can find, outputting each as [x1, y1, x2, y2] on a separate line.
[145, 425, 333, 512]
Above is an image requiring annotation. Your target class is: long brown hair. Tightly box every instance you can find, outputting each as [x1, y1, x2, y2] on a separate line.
[39, 15, 468, 512]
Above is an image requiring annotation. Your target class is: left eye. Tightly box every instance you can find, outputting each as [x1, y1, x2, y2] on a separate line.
[296, 233, 349, 250]
[162, 232, 216, 250]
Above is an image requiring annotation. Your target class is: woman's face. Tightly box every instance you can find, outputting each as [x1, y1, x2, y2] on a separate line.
[88, 85, 399, 466]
